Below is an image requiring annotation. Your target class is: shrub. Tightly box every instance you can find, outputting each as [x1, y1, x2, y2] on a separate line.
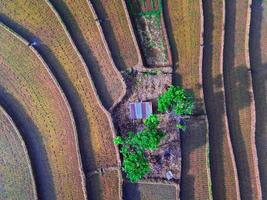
[113, 115, 165, 182]
[158, 85, 195, 115]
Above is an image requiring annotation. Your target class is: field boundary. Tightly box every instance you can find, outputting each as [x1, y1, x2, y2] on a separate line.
[245, 0, 262, 197]
[120, 0, 144, 68]
[221, 0, 242, 197]
[47, 0, 127, 110]
[199, 0, 213, 198]
[85, 0, 127, 110]
[1, 23, 88, 199]
[45, 0, 122, 169]
[0, 106, 38, 200]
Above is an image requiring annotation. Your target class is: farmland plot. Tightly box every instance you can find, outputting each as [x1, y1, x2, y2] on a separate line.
[163, 1, 211, 199]
[224, 0, 262, 199]
[0, 106, 37, 200]
[48, 0, 126, 109]
[163, 0, 204, 113]
[202, 0, 240, 199]
[91, 0, 141, 70]
[126, 0, 172, 67]
[250, 0, 267, 198]
[87, 169, 121, 200]
[0, 24, 86, 199]
[0, 0, 120, 173]
[123, 182, 178, 200]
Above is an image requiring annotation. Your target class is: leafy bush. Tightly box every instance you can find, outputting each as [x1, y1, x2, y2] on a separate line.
[113, 114, 165, 182]
[158, 85, 195, 115]
[144, 114, 160, 129]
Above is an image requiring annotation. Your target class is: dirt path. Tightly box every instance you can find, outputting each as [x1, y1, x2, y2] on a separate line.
[249, 1, 267, 199]
[202, 0, 241, 199]
[223, 0, 262, 199]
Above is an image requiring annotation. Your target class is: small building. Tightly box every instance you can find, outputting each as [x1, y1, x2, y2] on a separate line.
[129, 101, 152, 119]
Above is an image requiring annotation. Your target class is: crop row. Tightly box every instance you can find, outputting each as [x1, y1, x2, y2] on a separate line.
[91, 0, 142, 70]
[249, 1, 267, 198]
[0, 0, 123, 199]
[202, 0, 241, 199]
[163, 1, 212, 199]
[0, 106, 37, 200]
[223, 0, 262, 199]
[48, 0, 126, 109]
[0, 24, 86, 199]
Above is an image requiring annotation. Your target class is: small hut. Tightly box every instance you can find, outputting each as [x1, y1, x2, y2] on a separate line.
[129, 102, 152, 120]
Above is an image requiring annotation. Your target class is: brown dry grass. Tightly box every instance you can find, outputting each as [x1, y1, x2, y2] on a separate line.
[249, 1, 267, 199]
[202, 0, 241, 199]
[224, 0, 262, 199]
[0, 24, 86, 199]
[0, 0, 120, 172]
[123, 181, 178, 200]
[0, 106, 37, 200]
[87, 169, 121, 200]
[91, 0, 141, 70]
[48, 0, 126, 109]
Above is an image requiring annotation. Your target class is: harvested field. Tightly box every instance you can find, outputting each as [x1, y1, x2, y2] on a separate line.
[123, 181, 178, 200]
[224, 0, 262, 199]
[87, 169, 121, 200]
[0, 24, 86, 199]
[48, 0, 126, 109]
[163, 0, 204, 113]
[249, 0, 267, 198]
[0, 0, 120, 173]
[91, 0, 141, 70]
[202, 0, 241, 199]
[0, 106, 37, 200]
[163, 1, 211, 199]
[180, 116, 212, 200]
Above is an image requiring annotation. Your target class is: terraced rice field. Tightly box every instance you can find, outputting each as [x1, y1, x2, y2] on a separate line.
[250, 0, 267, 198]
[0, 0, 120, 172]
[87, 170, 121, 200]
[48, 0, 126, 109]
[163, 0, 204, 112]
[180, 117, 212, 200]
[91, 0, 141, 70]
[0, 106, 37, 200]
[223, 0, 262, 199]
[163, 1, 211, 199]
[0, 24, 86, 199]
[123, 182, 178, 200]
[202, 0, 241, 199]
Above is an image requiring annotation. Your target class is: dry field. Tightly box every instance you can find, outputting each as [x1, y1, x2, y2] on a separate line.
[163, 0, 204, 113]
[91, 0, 141, 70]
[0, 24, 86, 199]
[224, 0, 262, 199]
[0, 106, 37, 200]
[163, 1, 211, 199]
[180, 117, 212, 200]
[202, 0, 240, 199]
[123, 182, 178, 200]
[250, 1, 267, 198]
[0, 0, 120, 173]
[48, 0, 126, 109]
[87, 169, 121, 200]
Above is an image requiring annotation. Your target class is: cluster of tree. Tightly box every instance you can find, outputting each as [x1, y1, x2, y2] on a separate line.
[114, 85, 195, 182]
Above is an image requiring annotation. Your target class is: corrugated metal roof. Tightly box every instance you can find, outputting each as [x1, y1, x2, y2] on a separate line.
[129, 102, 152, 119]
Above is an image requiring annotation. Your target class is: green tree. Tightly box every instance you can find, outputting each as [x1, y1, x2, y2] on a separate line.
[158, 85, 195, 115]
